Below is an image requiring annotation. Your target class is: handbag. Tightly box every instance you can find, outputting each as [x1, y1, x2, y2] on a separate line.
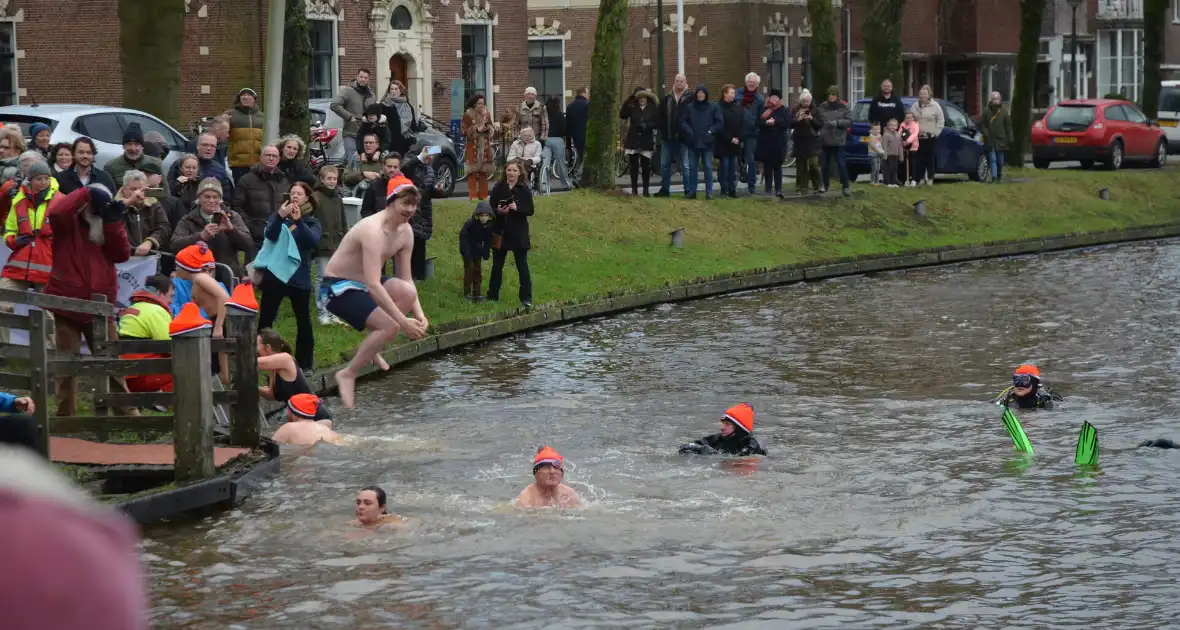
[491, 233, 503, 249]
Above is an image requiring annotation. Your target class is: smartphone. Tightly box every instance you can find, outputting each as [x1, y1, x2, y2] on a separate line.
[425, 145, 442, 156]
[145, 187, 165, 199]
[212, 211, 227, 224]
[282, 192, 292, 204]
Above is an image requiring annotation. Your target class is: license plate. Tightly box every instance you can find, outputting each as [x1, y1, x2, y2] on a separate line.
[860, 136, 870, 143]
[1053, 137, 1078, 144]
[1161, 119, 1178, 127]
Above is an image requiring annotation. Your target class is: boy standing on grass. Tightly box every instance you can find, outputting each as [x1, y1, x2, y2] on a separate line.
[311, 165, 346, 325]
[868, 122, 885, 185]
[459, 201, 495, 301]
[881, 119, 903, 188]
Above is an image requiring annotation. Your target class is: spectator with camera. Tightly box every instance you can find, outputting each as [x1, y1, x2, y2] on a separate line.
[487, 159, 534, 308]
[170, 178, 252, 278]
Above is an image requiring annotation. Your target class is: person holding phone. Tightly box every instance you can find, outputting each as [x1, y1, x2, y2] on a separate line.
[115, 170, 171, 257]
[257, 182, 321, 373]
[170, 178, 253, 278]
[486, 159, 534, 308]
[400, 143, 440, 281]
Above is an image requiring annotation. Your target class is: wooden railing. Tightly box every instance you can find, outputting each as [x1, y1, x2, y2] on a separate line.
[0, 289, 260, 483]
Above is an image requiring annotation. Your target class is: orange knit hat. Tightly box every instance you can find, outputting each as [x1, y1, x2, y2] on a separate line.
[385, 174, 418, 203]
[1014, 364, 1040, 378]
[532, 446, 564, 471]
[168, 302, 211, 337]
[226, 282, 258, 314]
[175, 242, 215, 273]
[723, 403, 755, 434]
[287, 393, 320, 420]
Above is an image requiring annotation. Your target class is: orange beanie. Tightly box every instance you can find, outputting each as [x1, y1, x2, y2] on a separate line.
[723, 403, 755, 433]
[287, 393, 320, 420]
[168, 303, 211, 337]
[1014, 364, 1041, 378]
[385, 174, 417, 202]
[175, 242, 215, 273]
[532, 446, 564, 471]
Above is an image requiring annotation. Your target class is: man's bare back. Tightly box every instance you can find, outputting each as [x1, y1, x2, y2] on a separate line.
[514, 483, 586, 509]
[272, 419, 342, 446]
[322, 213, 412, 282]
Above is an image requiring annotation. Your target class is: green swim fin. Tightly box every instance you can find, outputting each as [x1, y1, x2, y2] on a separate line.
[1002, 406, 1034, 454]
[1075, 421, 1099, 466]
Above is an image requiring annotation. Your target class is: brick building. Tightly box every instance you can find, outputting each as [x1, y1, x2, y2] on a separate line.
[1, 0, 1177, 130]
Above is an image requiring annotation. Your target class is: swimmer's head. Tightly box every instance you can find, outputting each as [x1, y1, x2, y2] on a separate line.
[720, 403, 755, 436]
[355, 485, 388, 524]
[1012, 364, 1040, 397]
[257, 328, 291, 358]
[286, 393, 320, 422]
[384, 175, 420, 222]
[532, 446, 565, 489]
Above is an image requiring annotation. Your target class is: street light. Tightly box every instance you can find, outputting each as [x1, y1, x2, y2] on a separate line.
[1067, 0, 1083, 100]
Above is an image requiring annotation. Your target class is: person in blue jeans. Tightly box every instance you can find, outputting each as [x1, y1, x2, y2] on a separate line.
[735, 72, 764, 195]
[679, 85, 723, 199]
[816, 85, 852, 196]
[655, 75, 692, 197]
[716, 84, 744, 197]
[980, 91, 1013, 183]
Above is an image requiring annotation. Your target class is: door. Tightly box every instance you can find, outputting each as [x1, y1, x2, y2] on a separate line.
[389, 55, 408, 87]
[1118, 103, 1154, 156]
[1102, 104, 1130, 152]
[942, 104, 978, 173]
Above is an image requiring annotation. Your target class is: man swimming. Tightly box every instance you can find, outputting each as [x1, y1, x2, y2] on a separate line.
[995, 364, 1062, 410]
[271, 393, 342, 446]
[351, 485, 410, 528]
[514, 446, 586, 509]
[320, 174, 429, 408]
[679, 403, 768, 456]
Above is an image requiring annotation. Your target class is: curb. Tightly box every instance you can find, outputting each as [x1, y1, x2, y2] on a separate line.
[285, 223, 1180, 406]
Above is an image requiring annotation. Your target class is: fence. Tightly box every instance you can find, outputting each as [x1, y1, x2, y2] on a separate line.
[0, 289, 260, 483]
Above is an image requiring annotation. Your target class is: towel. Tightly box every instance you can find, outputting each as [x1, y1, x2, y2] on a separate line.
[252, 224, 303, 284]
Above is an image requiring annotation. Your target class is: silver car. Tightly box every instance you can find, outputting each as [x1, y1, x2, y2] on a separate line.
[308, 98, 459, 197]
[0, 104, 190, 171]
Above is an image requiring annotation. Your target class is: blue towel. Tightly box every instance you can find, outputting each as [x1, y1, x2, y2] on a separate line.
[253, 225, 303, 284]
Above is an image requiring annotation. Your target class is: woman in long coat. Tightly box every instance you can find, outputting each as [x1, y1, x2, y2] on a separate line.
[461, 93, 496, 200]
[754, 89, 791, 197]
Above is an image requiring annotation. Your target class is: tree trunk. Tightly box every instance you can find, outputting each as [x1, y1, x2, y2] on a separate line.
[583, 0, 628, 189]
[1009, 0, 1047, 166]
[118, 0, 186, 128]
[1141, 0, 1168, 118]
[862, 0, 906, 95]
[807, 0, 840, 95]
[279, 0, 312, 143]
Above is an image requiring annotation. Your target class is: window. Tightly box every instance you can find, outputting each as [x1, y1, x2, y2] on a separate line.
[850, 59, 865, 102]
[462, 24, 491, 106]
[1104, 104, 1127, 120]
[390, 5, 413, 30]
[75, 114, 125, 145]
[528, 39, 564, 105]
[0, 114, 53, 138]
[1098, 29, 1143, 101]
[1045, 104, 1096, 130]
[981, 63, 1013, 113]
[850, 101, 870, 122]
[1161, 86, 1180, 113]
[308, 20, 337, 100]
[765, 36, 787, 97]
[944, 104, 969, 131]
[0, 23, 14, 106]
[1121, 103, 1148, 124]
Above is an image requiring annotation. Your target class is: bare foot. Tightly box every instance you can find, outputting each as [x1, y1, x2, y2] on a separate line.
[335, 369, 357, 409]
[374, 354, 390, 371]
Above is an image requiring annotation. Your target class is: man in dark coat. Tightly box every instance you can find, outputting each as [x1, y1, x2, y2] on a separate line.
[868, 78, 905, 128]
[565, 87, 589, 183]
[655, 75, 692, 197]
[167, 132, 234, 204]
[677, 85, 723, 199]
[817, 85, 852, 196]
[231, 145, 290, 250]
[55, 137, 117, 195]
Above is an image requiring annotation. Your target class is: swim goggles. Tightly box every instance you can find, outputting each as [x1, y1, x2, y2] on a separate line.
[1012, 374, 1035, 388]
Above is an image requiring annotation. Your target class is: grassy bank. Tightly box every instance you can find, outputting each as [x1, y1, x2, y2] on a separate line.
[271, 167, 1180, 367]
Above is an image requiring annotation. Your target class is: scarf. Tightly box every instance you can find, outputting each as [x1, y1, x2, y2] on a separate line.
[389, 96, 413, 136]
[741, 90, 756, 107]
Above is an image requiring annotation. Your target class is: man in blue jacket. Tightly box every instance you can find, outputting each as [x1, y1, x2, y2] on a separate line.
[0, 391, 37, 454]
[678, 85, 723, 199]
[735, 73, 765, 196]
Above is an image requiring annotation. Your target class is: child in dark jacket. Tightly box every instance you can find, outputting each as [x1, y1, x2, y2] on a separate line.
[679, 403, 768, 456]
[459, 202, 495, 300]
[354, 103, 391, 153]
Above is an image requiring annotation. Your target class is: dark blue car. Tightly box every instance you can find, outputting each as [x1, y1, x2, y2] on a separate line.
[844, 97, 989, 182]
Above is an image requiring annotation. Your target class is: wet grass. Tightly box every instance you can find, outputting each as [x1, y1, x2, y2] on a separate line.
[261, 166, 1180, 368]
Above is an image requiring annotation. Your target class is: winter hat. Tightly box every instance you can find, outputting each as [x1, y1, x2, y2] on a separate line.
[287, 393, 320, 420]
[25, 160, 50, 180]
[723, 403, 755, 434]
[29, 122, 50, 140]
[122, 123, 144, 146]
[827, 85, 840, 97]
[533, 446, 564, 472]
[238, 88, 258, 100]
[474, 201, 494, 217]
[769, 88, 783, 99]
[1014, 364, 1040, 378]
[175, 242, 215, 273]
[226, 282, 259, 314]
[385, 173, 417, 203]
[197, 177, 223, 198]
[524, 87, 538, 96]
[139, 160, 163, 176]
[365, 102, 383, 117]
[168, 302, 212, 337]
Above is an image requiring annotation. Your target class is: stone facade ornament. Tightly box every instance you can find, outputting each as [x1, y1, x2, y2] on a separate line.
[763, 14, 789, 36]
[797, 16, 812, 38]
[461, 0, 494, 21]
[527, 17, 570, 39]
[307, 0, 343, 19]
[651, 14, 693, 34]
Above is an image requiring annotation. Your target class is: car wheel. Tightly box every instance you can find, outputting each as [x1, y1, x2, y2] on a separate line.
[969, 154, 988, 181]
[1079, 159, 1094, 169]
[1033, 158, 1050, 169]
[1151, 140, 1166, 168]
[1105, 140, 1123, 170]
[434, 156, 456, 198]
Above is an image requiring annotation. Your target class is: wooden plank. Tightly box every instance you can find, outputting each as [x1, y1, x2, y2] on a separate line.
[0, 289, 116, 317]
[0, 344, 81, 361]
[90, 295, 111, 416]
[0, 312, 29, 329]
[49, 357, 173, 377]
[27, 309, 49, 456]
[51, 414, 176, 434]
[227, 310, 260, 448]
[0, 371, 31, 390]
[102, 338, 237, 355]
[93, 390, 238, 408]
[172, 330, 215, 482]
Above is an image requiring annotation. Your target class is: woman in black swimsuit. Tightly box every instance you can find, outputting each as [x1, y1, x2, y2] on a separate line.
[257, 329, 331, 419]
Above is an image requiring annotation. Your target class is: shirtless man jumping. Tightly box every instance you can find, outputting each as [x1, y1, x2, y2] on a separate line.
[321, 173, 429, 408]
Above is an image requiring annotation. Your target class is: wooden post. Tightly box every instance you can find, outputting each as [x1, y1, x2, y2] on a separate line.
[26, 309, 50, 457]
[226, 308, 260, 448]
[90, 294, 110, 417]
[670, 228, 685, 248]
[171, 327, 215, 482]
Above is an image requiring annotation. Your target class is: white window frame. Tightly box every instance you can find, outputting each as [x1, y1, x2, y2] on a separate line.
[307, 17, 340, 100]
[460, 21, 494, 112]
[0, 21, 18, 105]
[850, 57, 865, 102]
[1174, 0, 1179, 23]
[764, 34, 788, 99]
[526, 36, 565, 109]
[1097, 28, 1144, 102]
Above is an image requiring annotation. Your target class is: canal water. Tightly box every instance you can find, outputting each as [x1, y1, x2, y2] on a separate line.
[145, 240, 1180, 629]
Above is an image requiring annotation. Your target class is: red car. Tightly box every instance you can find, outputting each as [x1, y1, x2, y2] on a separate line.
[1031, 98, 1167, 170]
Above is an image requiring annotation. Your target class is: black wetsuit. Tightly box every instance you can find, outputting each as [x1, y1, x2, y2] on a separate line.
[679, 432, 767, 456]
[1000, 385, 1061, 410]
[1139, 439, 1180, 449]
[271, 370, 332, 420]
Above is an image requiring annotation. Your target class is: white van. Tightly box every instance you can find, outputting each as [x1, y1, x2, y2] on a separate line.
[1160, 81, 1180, 153]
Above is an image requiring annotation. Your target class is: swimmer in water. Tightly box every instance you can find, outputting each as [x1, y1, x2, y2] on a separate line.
[351, 485, 409, 528]
[514, 446, 586, 509]
[995, 364, 1062, 410]
[1139, 439, 1180, 449]
[679, 403, 768, 456]
[271, 393, 342, 446]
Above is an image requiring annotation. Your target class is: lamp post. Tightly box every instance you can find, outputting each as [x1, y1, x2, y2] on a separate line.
[1067, 0, 1083, 100]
